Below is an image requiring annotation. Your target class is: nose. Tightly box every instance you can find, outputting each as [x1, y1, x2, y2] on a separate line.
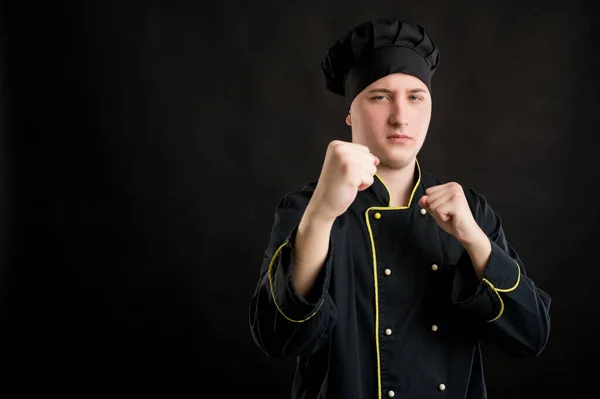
[388, 98, 409, 127]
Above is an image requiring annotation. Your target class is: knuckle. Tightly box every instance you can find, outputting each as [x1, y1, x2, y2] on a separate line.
[329, 140, 344, 152]
[341, 161, 353, 175]
[333, 145, 346, 158]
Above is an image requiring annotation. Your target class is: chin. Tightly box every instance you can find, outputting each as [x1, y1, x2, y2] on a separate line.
[380, 157, 412, 170]
[378, 149, 414, 169]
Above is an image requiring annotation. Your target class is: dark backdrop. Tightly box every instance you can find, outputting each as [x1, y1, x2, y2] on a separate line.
[1, 0, 598, 397]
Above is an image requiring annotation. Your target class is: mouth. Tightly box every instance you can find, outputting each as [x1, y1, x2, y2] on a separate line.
[387, 134, 411, 139]
[387, 134, 412, 142]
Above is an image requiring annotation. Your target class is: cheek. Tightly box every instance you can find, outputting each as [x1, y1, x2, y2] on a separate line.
[352, 106, 390, 139]
[363, 109, 388, 130]
[415, 108, 432, 132]
[354, 110, 378, 131]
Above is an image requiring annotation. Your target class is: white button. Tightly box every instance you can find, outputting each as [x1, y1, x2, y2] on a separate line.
[420, 208, 426, 215]
[431, 264, 438, 271]
[438, 383, 446, 391]
[385, 328, 392, 336]
[431, 325, 438, 332]
[388, 391, 395, 398]
[384, 268, 391, 276]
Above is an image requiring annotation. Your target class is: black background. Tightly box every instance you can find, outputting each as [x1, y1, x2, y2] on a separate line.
[1, 0, 598, 397]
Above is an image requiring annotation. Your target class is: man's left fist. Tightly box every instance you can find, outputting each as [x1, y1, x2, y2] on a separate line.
[418, 182, 482, 244]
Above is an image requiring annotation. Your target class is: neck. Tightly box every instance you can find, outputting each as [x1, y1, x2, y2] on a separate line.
[376, 160, 418, 207]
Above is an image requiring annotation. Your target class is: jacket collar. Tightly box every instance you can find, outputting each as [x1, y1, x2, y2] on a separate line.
[368, 158, 425, 209]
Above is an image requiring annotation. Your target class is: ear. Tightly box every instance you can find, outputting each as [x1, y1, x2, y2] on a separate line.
[345, 112, 352, 126]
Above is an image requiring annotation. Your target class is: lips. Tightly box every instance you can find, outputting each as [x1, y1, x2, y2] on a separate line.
[387, 134, 411, 139]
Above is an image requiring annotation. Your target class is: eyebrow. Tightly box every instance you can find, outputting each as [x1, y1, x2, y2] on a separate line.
[367, 88, 429, 94]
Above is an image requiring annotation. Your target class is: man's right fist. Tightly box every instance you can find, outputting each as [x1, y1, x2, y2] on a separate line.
[308, 140, 379, 222]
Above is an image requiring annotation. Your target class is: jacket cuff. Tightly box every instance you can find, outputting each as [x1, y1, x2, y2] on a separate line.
[452, 239, 520, 322]
[268, 225, 333, 322]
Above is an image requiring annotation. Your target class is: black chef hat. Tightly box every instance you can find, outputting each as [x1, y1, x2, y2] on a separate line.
[321, 18, 440, 106]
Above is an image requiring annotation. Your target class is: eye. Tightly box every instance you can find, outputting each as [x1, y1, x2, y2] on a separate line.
[372, 95, 388, 101]
[409, 94, 425, 102]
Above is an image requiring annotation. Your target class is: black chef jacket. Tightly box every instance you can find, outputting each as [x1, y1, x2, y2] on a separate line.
[249, 160, 551, 399]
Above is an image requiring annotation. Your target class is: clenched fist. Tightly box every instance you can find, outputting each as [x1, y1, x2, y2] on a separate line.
[418, 182, 482, 244]
[308, 140, 379, 222]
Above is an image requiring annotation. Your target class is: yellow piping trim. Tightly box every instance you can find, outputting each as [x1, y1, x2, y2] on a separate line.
[366, 159, 422, 399]
[494, 262, 521, 293]
[267, 240, 325, 323]
[483, 262, 521, 322]
[483, 279, 504, 322]
[365, 210, 382, 399]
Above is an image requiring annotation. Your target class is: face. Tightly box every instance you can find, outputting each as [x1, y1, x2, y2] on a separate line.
[345, 72, 432, 170]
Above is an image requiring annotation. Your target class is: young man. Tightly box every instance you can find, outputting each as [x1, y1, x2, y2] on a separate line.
[249, 18, 551, 399]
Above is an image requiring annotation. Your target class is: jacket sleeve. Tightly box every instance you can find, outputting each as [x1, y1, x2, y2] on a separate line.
[450, 189, 551, 358]
[248, 190, 338, 359]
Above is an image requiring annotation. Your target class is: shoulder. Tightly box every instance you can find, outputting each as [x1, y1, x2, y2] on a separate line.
[275, 180, 318, 211]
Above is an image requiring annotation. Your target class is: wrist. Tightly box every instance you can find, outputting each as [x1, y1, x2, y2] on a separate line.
[459, 228, 491, 280]
[458, 224, 488, 250]
[303, 199, 337, 227]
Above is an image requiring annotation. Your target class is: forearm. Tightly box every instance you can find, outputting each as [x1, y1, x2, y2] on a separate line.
[450, 188, 551, 357]
[452, 240, 551, 357]
[249, 192, 338, 358]
[292, 202, 335, 297]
